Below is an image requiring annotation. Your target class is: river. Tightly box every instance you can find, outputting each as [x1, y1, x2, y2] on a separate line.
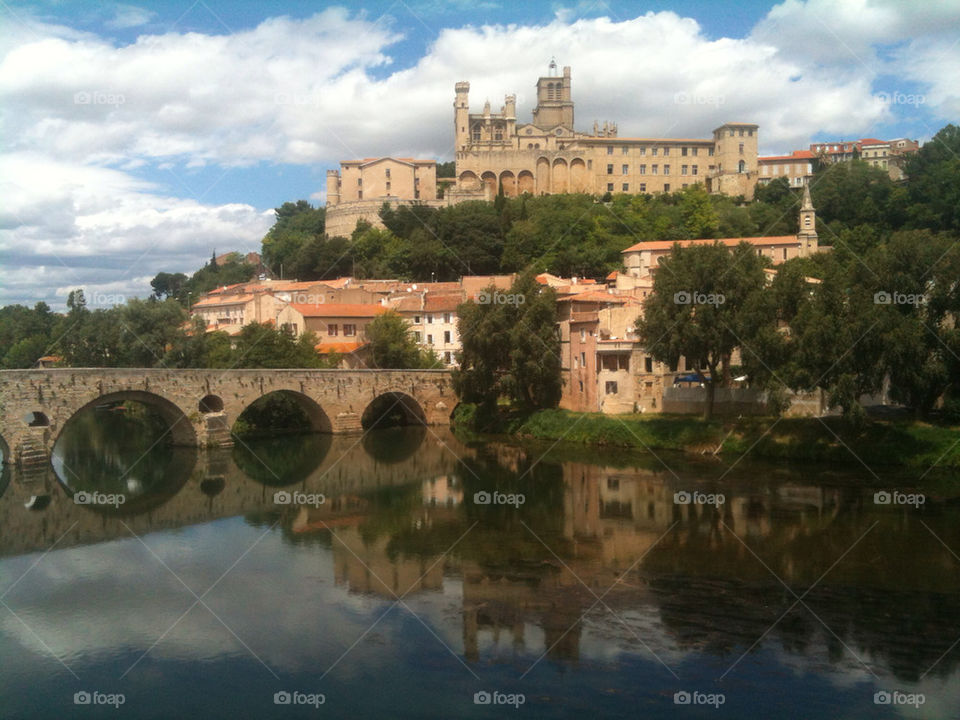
[1, 406, 958, 718]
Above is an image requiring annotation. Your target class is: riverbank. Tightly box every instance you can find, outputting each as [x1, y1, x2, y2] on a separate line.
[477, 408, 960, 471]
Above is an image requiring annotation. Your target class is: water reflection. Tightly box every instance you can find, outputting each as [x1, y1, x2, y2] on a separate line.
[50, 402, 195, 516]
[2, 419, 960, 718]
[231, 432, 332, 486]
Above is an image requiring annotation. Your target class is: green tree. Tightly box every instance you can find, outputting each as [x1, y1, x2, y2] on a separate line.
[905, 124, 960, 232]
[150, 272, 187, 300]
[636, 242, 770, 418]
[365, 310, 437, 368]
[231, 323, 326, 369]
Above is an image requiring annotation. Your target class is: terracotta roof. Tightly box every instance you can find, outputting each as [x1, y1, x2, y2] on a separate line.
[192, 294, 254, 308]
[623, 236, 798, 253]
[758, 150, 815, 161]
[315, 341, 367, 354]
[606, 271, 619, 281]
[558, 291, 629, 304]
[387, 296, 422, 312]
[424, 293, 463, 312]
[289, 303, 386, 318]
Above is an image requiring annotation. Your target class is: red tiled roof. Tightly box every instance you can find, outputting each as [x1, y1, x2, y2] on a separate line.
[424, 293, 463, 312]
[315, 341, 367, 354]
[192, 294, 254, 308]
[289, 303, 386, 318]
[558, 291, 629, 304]
[623, 236, 798, 253]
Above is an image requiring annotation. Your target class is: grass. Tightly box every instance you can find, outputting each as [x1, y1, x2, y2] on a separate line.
[504, 408, 960, 471]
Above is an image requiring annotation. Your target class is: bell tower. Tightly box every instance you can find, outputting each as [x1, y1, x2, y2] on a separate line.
[532, 63, 573, 130]
[797, 183, 818, 256]
[454, 81, 470, 152]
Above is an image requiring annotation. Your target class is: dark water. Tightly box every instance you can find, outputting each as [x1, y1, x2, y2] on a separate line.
[1, 408, 959, 719]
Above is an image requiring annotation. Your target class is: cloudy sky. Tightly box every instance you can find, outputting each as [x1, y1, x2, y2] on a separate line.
[1, 0, 957, 308]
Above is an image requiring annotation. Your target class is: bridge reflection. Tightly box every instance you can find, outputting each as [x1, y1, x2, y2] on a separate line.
[2, 434, 959, 687]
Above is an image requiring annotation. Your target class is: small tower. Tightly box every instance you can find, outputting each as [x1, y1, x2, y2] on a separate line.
[533, 65, 573, 129]
[454, 81, 470, 152]
[326, 169, 341, 206]
[797, 183, 818, 256]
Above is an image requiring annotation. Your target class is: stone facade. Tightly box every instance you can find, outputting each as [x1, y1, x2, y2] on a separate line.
[0, 369, 454, 466]
[454, 65, 760, 200]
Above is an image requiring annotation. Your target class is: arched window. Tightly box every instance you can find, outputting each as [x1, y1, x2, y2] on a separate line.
[738, 160, 746, 173]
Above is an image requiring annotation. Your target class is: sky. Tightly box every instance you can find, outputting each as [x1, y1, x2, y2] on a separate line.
[1, 0, 958, 309]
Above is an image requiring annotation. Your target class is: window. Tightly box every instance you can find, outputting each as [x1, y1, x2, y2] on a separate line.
[664, 183, 670, 191]
[607, 164, 614, 174]
[444, 330, 451, 343]
[605, 381, 618, 395]
[708, 148, 714, 156]
[414, 331, 421, 342]
[652, 165, 658, 175]
[651, 147, 658, 156]
[328, 324, 339, 336]
[663, 164, 670, 174]
[739, 143, 744, 154]
[639, 183, 646, 192]
[427, 315, 433, 323]
[580, 351, 586, 366]
[427, 334, 433, 344]
[357, 178, 362, 185]
[639, 164, 646, 175]
[580, 329, 585, 341]
[639, 147, 646, 156]
[729, 130, 734, 137]
[622, 183, 629, 191]
[681, 147, 688, 156]
[444, 351, 451, 364]
[386, 182, 391, 192]
[578, 380, 584, 392]
[607, 183, 614, 191]
[385, 168, 391, 178]
[621, 164, 628, 175]
[494, 129, 503, 141]
[343, 324, 356, 336]
[692, 165, 698, 175]
[414, 315, 421, 324]
[358, 190, 362, 199]
[472, 127, 480, 142]
[443, 312, 451, 323]
[645, 357, 653, 372]
[607, 146, 613, 155]
[739, 129, 745, 136]
[663, 147, 670, 156]
[681, 165, 688, 175]
[691, 147, 698, 156]
[587, 159, 592, 169]
[682, 183, 688, 188]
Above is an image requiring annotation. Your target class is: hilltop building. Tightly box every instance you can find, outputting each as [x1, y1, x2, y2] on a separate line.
[452, 62, 760, 201]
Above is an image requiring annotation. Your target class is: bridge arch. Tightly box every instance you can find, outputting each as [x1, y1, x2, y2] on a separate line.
[56, 390, 197, 449]
[234, 389, 332, 435]
[361, 392, 426, 430]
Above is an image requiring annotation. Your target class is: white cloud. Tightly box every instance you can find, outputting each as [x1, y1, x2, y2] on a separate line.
[1, 3, 958, 305]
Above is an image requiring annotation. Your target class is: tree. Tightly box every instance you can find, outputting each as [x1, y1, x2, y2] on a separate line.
[365, 310, 437, 369]
[636, 242, 770, 419]
[905, 124, 960, 232]
[232, 323, 327, 369]
[454, 272, 561, 418]
[150, 272, 187, 300]
[260, 200, 326, 276]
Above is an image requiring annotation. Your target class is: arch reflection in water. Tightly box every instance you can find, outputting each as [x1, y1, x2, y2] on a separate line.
[232, 433, 332, 487]
[361, 392, 426, 430]
[51, 400, 196, 516]
[361, 425, 427, 464]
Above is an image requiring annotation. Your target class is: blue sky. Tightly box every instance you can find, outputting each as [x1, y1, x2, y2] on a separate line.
[1, 0, 957, 307]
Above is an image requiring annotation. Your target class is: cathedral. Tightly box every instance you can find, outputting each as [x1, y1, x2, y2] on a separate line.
[451, 61, 759, 201]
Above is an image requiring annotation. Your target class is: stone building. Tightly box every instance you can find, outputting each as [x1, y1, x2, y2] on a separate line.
[325, 157, 445, 238]
[453, 63, 760, 200]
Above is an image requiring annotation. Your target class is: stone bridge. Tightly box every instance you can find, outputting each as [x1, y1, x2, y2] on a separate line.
[0, 368, 454, 466]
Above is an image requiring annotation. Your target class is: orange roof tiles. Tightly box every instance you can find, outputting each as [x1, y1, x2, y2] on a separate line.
[623, 236, 798, 253]
[289, 303, 386, 318]
[424, 293, 463, 312]
[315, 341, 367, 354]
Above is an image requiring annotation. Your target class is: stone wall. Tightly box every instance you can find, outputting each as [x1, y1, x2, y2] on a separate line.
[0, 369, 454, 465]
